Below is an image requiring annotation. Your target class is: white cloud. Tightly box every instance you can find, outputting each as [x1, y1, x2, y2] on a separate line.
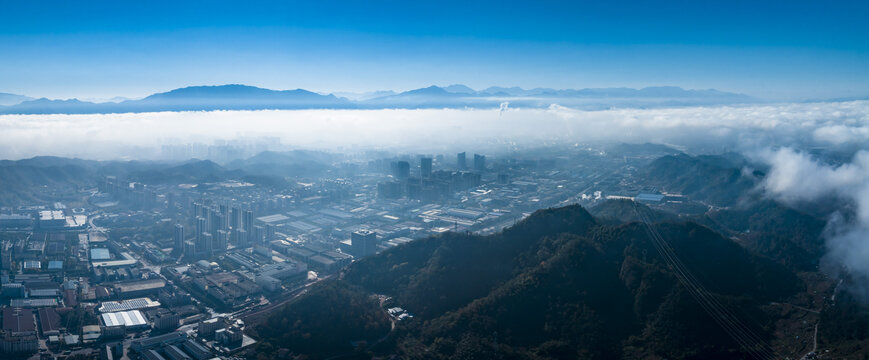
[760, 148, 869, 297]
[0, 100, 867, 160]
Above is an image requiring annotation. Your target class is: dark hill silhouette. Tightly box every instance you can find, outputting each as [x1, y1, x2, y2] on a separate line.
[225, 150, 335, 178]
[129, 159, 242, 184]
[698, 200, 827, 271]
[638, 153, 762, 206]
[252, 205, 801, 359]
[590, 198, 678, 224]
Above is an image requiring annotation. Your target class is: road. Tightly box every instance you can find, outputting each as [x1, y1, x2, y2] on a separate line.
[799, 322, 819, 360]
[88, 212, 108, 234]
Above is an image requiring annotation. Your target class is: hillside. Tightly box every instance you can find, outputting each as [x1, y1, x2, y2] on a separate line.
[225, 150, 335, 178]
[638, 153, 762, 206]
[128, 159, 243, 184]
[0, 163, 94, 204]
[589, 199, 678, 224]
[251, 205, 804, 359]
[0, 154, 313, 206]
[249, 281, 391, 359]
[699, 201, 827, 271]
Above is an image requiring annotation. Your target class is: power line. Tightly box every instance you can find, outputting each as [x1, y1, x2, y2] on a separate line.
[636, 204, 777, 359]
[632, 202, 780, 360]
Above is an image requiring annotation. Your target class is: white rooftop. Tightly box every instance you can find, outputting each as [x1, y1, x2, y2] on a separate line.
[101, 310, 147, 327]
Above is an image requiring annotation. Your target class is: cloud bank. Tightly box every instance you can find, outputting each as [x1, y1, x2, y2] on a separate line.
[0, 100, 867, 160]
[760, 148, 869, 297]
[2, 100, 869, 294]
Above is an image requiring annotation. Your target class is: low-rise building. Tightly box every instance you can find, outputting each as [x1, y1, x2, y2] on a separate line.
[197, 317, 223, 339]
[101, 310, 148, 330]
[98, 297, 161, 313]
[9, 298, 57, 308]
[37, 308, 60, 336]
[215, 325, 243, 345]
[0, 334, 38, 354]
[83, 325, 102, 342]
[152, 312, 180, 332]
[164, 344, 192, 360]
[2, 308, 35, 336]
[113, 279, 166, 299]
[181, 339, 212, 360]
[131, 331, 187, 353]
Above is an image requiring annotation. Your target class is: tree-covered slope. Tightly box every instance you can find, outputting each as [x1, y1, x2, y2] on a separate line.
[638, 153, 763, 206]
[251, 205, 804, 359]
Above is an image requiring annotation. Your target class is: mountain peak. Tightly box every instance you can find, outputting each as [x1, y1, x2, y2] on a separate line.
[143, 84, 316, 100]
[400, 85, 451, 96]
[442, 84, 476, 94]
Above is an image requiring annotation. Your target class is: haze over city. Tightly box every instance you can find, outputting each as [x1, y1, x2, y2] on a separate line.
[0, 2, 868, 360]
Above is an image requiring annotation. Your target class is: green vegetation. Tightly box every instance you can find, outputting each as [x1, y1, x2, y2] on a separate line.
[0, 162, 93, 204]
[701, 200, 826, 271]
[589, 199, 677, 224]
[818, 284, 869, 357]
[638, 153, 761, 207]
[252, 205, 803, 359]
[251, 281, 391, 359]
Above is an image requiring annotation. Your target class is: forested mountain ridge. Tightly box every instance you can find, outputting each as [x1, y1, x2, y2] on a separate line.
[251, 205, 810, 360]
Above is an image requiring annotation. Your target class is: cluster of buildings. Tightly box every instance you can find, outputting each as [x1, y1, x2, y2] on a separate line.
[164, 263, 263, 311]
[0, 144, 692, 358]
[0, 203, 87, 231]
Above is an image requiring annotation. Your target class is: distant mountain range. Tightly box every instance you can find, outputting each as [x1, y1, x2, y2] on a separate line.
[0, 84, 760, 114]
[0, 92, 34, 106]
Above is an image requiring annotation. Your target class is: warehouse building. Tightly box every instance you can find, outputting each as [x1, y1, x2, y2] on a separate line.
[101, 310, 148, 330]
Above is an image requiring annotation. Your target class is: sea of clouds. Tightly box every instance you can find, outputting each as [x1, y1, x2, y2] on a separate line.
[2, 100, 869, 293]
[0, 100, 867, 160]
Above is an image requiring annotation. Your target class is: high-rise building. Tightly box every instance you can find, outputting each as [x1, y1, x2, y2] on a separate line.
[233, 228, 247, 248]
[392, 161, 410, 180]
[230, 207, 240, 229]
[184, 240, 196, 257]
[265, 224, 276, 242]
[174, 224, 184, 256]
[420, 157, 432, 178]
[351, 230, 378, 258]
[209, 213, 225, 236]
[253, 225, 265, 246]
[195, 217, 206, 239]
[193, 203, 203, 219]
[219, 204, 229, 224]
[201, 232, 213, 257]
[457, 152, 467, 169]
[242, 210, 254, 244]
[377, 181, 403, 199]
[195, 217, 207, 255]
[215, 230, 228, 253]
[473, 154, 486, 172]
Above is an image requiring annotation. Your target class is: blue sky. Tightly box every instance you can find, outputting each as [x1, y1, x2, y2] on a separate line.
[1, 0, 868, 100]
